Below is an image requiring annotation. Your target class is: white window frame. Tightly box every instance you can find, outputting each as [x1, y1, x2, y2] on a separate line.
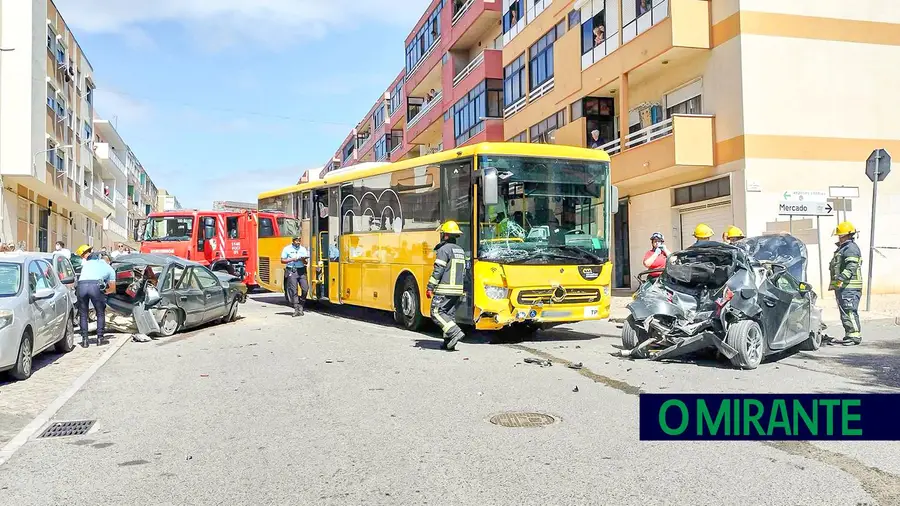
[663, 78, 703, 113]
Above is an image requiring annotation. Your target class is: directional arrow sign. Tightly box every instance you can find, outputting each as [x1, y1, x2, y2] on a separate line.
[778, 200, 834, 216]
[782, 190, 827, 202]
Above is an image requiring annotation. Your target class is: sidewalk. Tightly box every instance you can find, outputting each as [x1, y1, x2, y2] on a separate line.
[608, 292, 900, 324]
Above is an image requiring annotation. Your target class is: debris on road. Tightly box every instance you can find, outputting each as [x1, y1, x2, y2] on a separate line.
[567, 362, 583, 370]
[131, 333, 152, 343]
[524, 357, 552, 367]
[572, 386, 579, 392]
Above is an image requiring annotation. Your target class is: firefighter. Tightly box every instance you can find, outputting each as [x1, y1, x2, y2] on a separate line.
[426, 221, 467, 351]
[690, 223, 714, 246]
[829, 221, 863, 345]
[722, 226, 745, 244]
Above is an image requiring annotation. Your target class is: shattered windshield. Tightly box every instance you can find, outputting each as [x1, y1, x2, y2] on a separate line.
[477, 155, 610, 265]
[144, 217, 194, 242]
[737, 233, 808, 281]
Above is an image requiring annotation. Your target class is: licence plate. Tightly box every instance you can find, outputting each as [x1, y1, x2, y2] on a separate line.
[583, 306, 600, 318]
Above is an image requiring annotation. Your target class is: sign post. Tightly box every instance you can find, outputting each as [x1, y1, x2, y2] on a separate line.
[864, 149, 891, 311]
[778, 190, 832, 294]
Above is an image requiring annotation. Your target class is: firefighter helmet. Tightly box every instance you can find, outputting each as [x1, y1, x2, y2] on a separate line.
[693, 224, 714, 239]
[437, 221, 463, 235]
[833, 221, 856, 236]
[724, 226, 745, 240]
[75, 244, 92, 257]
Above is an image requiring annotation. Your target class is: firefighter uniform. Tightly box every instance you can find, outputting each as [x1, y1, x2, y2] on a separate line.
[829, 221, 863, 345]
[427, 221, 467, 351]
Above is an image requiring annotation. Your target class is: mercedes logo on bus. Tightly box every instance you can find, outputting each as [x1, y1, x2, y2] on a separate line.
[551, 286, 567, 303]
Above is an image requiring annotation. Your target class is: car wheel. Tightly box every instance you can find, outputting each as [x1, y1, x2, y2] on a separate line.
[158, 310, 181, 337]
[10, 331, 33, 381]
[54, 313, 76, 353]
[801, 331, 822, 351]
[621, 316, 649, 358]
[221, 299, 239, 323]
[395, 277, 424, 331]
[725, 320, 764, 370]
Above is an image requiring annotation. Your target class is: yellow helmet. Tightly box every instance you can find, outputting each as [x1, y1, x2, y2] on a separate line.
[75, 244, 92, 256]
[833, 221, 856, 236]
[724, 226, 745, 239]
[437, 220, 462, 235]
[693, 224, 714, 239]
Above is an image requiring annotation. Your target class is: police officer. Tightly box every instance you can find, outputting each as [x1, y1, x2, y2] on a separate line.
[722, 226, 745, 244]
[76, 251, 116, 347]
[829, 221, 863, 345]
[426, 221, 467, 351]
[281, 236, 309, 317]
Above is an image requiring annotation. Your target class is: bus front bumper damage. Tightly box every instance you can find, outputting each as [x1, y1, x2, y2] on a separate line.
[474, 300, 611, 331]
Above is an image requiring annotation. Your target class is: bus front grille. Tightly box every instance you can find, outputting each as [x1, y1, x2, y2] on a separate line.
[259, 257, 270, 283]
[517, 288, 601, 305]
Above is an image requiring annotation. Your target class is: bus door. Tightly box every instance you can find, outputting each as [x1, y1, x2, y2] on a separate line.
[328, 186, 341, 303]
[312, 189, 330, 300]
[197, 214, 218, 264]
[442, 159, 474, 325]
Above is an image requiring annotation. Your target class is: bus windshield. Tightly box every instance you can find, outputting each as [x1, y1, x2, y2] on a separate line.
[144, 216, 194, 242]
[478, 155, 610, 265]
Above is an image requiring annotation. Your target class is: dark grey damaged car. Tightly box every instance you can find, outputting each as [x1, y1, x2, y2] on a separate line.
[621, 233, 826, 369]
[108, 254, 247, 337]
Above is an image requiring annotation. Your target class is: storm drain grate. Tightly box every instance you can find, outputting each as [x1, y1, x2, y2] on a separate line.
[37, 420, 96, 439]
[489, 412, 557, 428]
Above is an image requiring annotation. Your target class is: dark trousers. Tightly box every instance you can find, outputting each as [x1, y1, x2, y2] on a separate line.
[430, 294, 464, 340]
[77, 281, 107, 338]
[836, 288, 862, 341]
[285, 269, 309, 309]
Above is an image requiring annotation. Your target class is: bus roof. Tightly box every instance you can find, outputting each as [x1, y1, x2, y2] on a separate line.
[258, 142, 611, 200]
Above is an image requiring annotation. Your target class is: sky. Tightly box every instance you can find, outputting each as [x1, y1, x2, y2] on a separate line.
[56, 0, 431, 209]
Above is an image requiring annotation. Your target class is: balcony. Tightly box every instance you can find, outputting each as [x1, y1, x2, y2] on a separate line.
[448, 0, 502, 51]
[407, 91, 442, 130]
[581, 0, 710, 87]
[406, 36, 442, 93]
[93, 143, 127, 179]
[598, 114, 715, 189]
[453, 52, 484, 87]
[406, 91, 444, 147]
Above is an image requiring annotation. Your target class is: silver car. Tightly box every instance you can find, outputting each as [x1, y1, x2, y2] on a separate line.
[0, 253, 76, 381]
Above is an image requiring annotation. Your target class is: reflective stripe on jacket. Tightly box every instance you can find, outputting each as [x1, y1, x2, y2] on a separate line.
[829, 240, 863, 290]
[427, 241, 466, 296]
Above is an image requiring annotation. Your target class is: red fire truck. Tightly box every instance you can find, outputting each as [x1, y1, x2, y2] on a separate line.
[140, 209, 299, 290]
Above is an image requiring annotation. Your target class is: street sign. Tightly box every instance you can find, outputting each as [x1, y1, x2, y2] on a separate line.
[778, 200, 833, 216]
[828, 186, 859, 198]
[866, 149, 891, 182]
[781, 190, 827, 202]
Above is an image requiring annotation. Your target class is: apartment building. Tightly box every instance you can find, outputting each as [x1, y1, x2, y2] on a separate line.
[322, 0, 900, 294]
[157, 189, 183, 211]
[92, 117, 130, 246]
[125, 148, 158, 243]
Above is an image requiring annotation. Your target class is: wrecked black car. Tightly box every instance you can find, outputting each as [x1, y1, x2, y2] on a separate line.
[108, 254, 248, 337]
[621, 233, 825, 369]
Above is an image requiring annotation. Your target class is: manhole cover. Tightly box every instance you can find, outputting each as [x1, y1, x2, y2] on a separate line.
[489, 412, 557, 428]
[37, 420, 96, 439]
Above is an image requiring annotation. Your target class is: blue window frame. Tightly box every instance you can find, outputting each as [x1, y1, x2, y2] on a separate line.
[453, 79, 503, 146]
[55, 150, 65, 171]
[389, 79, 403, 116]
[582, 6, 607, 55]
[84, 121, 92, 140]
[56, 98, 66, 118]
[374, 137, 388, 161]
[529, 28, 557, 90]
[374, 104, 386, 130]
[56, 46, 65, 64]
[405, 1, 444, 73]
[47, 94, 56, 110]
[502, 1, 524, 34]
[503, 54, 526, 107]
[342, 139, 355, 162]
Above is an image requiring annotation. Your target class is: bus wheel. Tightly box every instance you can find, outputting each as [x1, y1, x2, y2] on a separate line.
[396, 277, 425, 331]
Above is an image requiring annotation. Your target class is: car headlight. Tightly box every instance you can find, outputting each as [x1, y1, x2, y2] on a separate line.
[483, 285, 509, 300]
[0, 310, 13, 331]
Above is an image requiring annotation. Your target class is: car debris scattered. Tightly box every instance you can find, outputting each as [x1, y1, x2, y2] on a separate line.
[523, 357, 552, 367]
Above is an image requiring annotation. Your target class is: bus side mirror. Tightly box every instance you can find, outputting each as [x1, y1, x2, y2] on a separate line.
[482, 167, 499, 206]
[610, 185, 619, 214]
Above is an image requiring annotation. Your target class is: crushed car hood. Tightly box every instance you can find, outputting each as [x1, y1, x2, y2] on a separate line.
[736, 233, 809, 282]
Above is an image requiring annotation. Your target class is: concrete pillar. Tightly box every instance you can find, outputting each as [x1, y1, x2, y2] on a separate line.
[618, 72, 629, 143]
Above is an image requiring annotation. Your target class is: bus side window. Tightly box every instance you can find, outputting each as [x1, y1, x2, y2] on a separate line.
[259, 218, 274, 238]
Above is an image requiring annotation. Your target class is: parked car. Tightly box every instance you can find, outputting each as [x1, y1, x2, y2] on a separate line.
[621, 233, 825, 369]
[108, 254, 247, 337]
[41, 252, 78, 310]
[0, 253, 76, 381]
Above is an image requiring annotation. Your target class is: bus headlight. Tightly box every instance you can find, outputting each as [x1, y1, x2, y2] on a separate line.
[603, 285, 610, 296]
[483, 285, 509, 300]
[0, 310, 13, 331]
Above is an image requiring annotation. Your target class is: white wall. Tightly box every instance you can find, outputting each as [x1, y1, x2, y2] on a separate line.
[626, 188, 673, 284]
[739, 0, 900, 24]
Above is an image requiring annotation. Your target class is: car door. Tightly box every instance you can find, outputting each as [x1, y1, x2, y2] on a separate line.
[767, 270, 812, 350]
[54, 256, 77, 307]
[755, 268, 799, 352]
[26, 261, 60, 350]
[175, 267, 207, 327]
[40, 259, 68, 341]
[194, 266, 228, 322]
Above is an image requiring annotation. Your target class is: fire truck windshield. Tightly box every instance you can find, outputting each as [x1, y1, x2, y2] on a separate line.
[144, 216, 194, 242]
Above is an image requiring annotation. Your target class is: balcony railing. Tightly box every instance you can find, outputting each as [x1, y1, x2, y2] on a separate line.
[453, 51, 484, 87]
[528, 77, 554, 101]
[623, 0, 669, 44]
[595, 117, 676, 155]
[503, 97, 527, 118]
[407, 91, 442, 129]
[452, 0, 475, 25]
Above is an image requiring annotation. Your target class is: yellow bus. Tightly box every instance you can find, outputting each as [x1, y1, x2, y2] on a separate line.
[257, 142, 617, 336]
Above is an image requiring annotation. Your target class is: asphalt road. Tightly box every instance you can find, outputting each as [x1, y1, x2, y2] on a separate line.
[0, 293, 897, 505]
